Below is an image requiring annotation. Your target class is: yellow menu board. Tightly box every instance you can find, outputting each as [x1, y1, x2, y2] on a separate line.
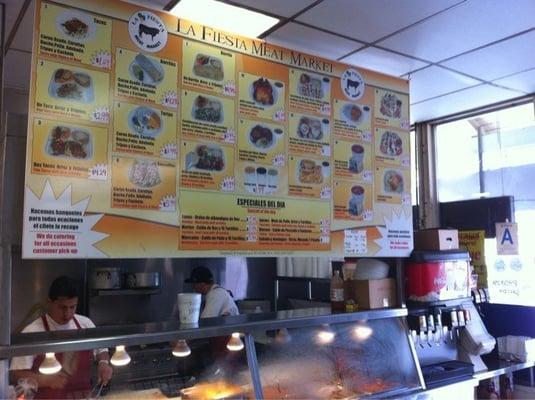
[22, 0, 413, 258]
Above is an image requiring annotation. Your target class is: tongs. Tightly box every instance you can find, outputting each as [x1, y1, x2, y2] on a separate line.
[86, 382, 104, 400]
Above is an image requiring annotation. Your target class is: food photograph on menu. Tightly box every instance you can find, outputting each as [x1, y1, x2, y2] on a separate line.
[237, 119, 285, 165]
[332, 99, 371, 139]
[182, 40, 236, 96]
[289, 68, 332, 116]
[374, 127, 410, 166]
[114, 48, 178, 108]
[288, 112, 331, 156]
[236, 161, 287, 197]
[34, 59, 110, 122]
[181, 90, 236, 143]
[374, 165, 410, 205]
[31, 118, 108, 179]
[37, 2, 112, 68]
[238, 72, 286, 122]
[333, 180, 373, 221]
[374, 88, 410, 129]
[180, 140, 235, 192]
[113, 101, 177, 159]
[288, 155, 332, 199]
[333, 139, 372, 180]
[111, 156, 176, 211]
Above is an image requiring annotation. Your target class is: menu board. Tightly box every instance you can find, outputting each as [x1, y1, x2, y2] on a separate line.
[22, 0, 413, 258]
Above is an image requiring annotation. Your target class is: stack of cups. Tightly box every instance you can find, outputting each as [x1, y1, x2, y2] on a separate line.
[177, 293, 202, 325]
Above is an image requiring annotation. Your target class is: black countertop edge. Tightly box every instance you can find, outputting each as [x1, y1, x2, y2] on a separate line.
[0, 307, 407, 358]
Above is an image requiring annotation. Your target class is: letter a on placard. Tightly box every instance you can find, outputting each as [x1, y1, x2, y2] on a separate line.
[496, 221, 519, 255]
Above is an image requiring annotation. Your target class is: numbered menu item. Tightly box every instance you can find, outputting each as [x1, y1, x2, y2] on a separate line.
[374, 89, 409, 129]
[38, 3, 112, 68]
[180, 141, 235, 192]
[238, 119, 285, 165]
[289, 68, 331, 116]
[374, 166, 410, 205]
[333, 180, 373, 221]
[288, 156, 331, 199]
[182, 41, 236, 96]
[35, 60, 110, 123]
[333, 139, 372, 180]
[113, 102, 177, 159]
[374, 128, 410, 166]
[288, 112, 331, 156]
[111, 156, 176, 211]
[181, 90, 236, 143]
[31, 119, 108, 179]
[237, 162, 286, 196]
[115, 48, 178, 108]
[333, 99, 371, 139]
[238, 72, 286, 122]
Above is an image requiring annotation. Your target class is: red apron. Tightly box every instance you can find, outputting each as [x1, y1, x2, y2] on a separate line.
[31, 315, 93, 399]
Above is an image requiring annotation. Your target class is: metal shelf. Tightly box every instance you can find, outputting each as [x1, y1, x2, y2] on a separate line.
[0, 307, 408, 358]
[274, 276, 330, 283]
[91, 288, 161, 296]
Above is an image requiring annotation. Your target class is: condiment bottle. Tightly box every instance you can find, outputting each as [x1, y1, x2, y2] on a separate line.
[330, 270, 345, 312]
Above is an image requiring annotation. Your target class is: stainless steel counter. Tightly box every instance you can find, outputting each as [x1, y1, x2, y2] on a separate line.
[0, 307, 407, 357]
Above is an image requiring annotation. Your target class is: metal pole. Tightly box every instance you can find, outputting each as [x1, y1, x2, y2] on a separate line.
[0, 2, 11, 396]
[244, 333, 263, 400]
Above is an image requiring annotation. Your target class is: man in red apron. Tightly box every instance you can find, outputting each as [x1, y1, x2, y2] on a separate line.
[9, 276, 113, 399]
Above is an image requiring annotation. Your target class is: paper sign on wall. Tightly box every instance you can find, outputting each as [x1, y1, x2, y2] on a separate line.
[496, 222, 518, 255]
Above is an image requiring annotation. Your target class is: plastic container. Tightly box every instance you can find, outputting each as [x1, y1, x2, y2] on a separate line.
[406, 250, 470, 302]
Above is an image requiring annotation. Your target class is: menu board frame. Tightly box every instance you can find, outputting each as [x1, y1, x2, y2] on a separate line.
[22, 0, 413, 258]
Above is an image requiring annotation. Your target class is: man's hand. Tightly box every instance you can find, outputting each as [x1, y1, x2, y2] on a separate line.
[97, 362, 113, 385]
[40, 371, 69, 389]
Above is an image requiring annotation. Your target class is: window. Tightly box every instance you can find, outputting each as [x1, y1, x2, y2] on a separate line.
[435, 102, 535, 305]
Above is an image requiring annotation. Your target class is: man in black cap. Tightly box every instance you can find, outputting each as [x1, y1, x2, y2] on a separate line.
[185, 266, 239, 318]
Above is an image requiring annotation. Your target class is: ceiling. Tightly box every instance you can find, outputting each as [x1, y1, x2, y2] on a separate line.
[3, 0, 535, 123]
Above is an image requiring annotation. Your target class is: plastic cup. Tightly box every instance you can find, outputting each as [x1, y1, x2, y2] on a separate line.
[177, 293, 201, 324]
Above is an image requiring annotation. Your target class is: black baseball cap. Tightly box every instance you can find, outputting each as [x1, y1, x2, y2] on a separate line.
[185, 267, 214, 284]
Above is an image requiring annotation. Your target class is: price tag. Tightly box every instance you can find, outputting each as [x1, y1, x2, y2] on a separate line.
[222, 81, 236, 97]
[401, 119, 410, 130]
[222, 128, 236, 144]
[321, 145, 331, 157]
[160, 143, 178, 160]
[362, 170, 373, 182]
[90, 107, 110, 124]
[320, 103, 331, 115]
[320, 235, 330, 244]
[88, 164, 108, 180]
[159, 195, 176, 212]
[401, 156, 410, 167]
[161, 90, 178, 108]
[320, 186, 332, 199]
[273, 108, 285, 122]
[90, 50, 112, 69]
[362, 131, 372, 142]
[272, 153, 285, 167]
[220, 176, 235, 192]
[246, 223, 257, 232]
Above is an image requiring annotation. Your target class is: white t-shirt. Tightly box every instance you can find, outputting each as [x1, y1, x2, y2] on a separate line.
[201, 285, 239, 319]
[10, 314, 107, 371]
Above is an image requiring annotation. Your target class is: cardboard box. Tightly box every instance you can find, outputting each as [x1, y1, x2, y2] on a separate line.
[344, 278, 396, 309]
[414, 229, 459, 250]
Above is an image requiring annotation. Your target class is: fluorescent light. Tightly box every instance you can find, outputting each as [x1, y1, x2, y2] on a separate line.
[170, 0, 279, 38]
